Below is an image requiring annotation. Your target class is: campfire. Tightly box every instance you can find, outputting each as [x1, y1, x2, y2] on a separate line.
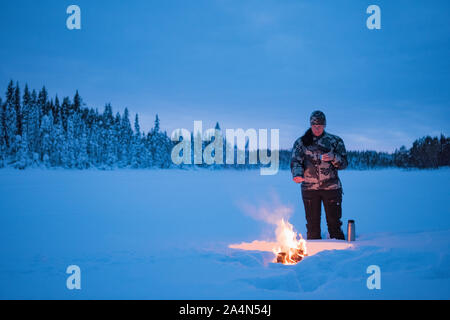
[272, 219, 308, 265]
[228, 200, 311, 265]
[229, 215, 354, 262]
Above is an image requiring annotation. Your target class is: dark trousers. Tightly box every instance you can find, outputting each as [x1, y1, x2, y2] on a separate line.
[301, 188, 345, 240]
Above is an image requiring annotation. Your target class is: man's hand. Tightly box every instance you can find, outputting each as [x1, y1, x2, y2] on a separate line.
[293, 176, 305, 183]
[322, 152, 335, 162]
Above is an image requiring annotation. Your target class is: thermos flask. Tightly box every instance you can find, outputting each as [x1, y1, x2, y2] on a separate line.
[347, 220, 355, 241]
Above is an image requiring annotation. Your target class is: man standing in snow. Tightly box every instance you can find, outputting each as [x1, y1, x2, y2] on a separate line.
[290, 110, 348, 240]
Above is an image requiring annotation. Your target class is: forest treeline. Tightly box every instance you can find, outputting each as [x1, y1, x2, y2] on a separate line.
[0, 81, 448, 170]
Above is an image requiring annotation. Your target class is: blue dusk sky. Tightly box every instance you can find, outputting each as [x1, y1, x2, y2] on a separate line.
[0, 0, 449, 151]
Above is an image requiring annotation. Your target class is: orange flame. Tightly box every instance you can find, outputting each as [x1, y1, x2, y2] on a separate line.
[272, 218, 307, 265]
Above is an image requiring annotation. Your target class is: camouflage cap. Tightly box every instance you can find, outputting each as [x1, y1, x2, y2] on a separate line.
[310, 110, 326, 125]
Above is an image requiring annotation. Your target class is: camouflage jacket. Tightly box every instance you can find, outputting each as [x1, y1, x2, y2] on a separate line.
[290, 131, 348, 190]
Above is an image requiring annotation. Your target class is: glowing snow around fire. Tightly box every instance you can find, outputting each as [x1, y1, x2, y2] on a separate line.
[229, 218, 354, 264]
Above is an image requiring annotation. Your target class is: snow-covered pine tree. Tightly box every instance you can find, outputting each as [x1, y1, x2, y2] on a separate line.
[134, 113, 140, 137]
[14, 82, 22, 137]
[148, 114, 169, 168]
[65, 113, 77, 168]
[40, 113, 54, 166]
[80, 106, 89, 125]
[87, 115, 100, 166]
[148, 115, 158, 167]
[77, 122, 89, 169]
[61, 97, 71, 131]
[50, 115, 65, 167]
[73, 90, 81, 115]
[72, 112, 87, 169]
[144, 131, 154, 168]
[38, 86, 48, 127]
[119, 108, 133, 168]
[38, 86, 49, 114]
[96, 104, 114, 168]
[4, 80, 17, 155]
[48, 98, 54, 122]
[28, 90, 40, 164]
[141, 132, 152, 168]
[154, 114, 160, 132]
[102, 104, 114, 127]
[84, 107, 95, 129]
[105, 113, 118, 168]
[22, 84, 31, 150]
[114, 111, 122, 166]
[131, 114, 143, 168]
[53, 95, 61, 125]
[14, 133, 29, 169]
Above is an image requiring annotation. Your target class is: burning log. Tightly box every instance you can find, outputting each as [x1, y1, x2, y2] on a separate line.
[276, 248, 307, 264]
[276, 252, 286, 263]
[290, 250, 305, 263]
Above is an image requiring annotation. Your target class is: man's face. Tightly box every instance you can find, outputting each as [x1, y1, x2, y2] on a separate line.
[311, 124, 325, 136]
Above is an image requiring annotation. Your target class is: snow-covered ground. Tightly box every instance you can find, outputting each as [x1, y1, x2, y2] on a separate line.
[0, 167, 449, 299]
